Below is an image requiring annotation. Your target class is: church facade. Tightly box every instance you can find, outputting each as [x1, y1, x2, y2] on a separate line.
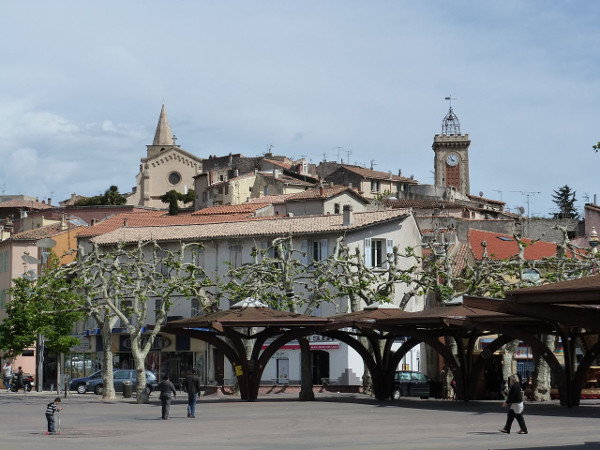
[126, 105, 204, 209]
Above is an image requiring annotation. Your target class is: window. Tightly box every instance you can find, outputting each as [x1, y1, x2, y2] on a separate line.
[217, 187, 223, 195]
[229, 244, 242, 269]
[168, 172, 181, 185]
[202, 191, 207, 202]
[301, 239, 328, 264]
[334, 203, 340, 214]
[364, 238, 394, 268]
[370, 180, 380, 192]
[191, 298, 202, 316]
[224, 185, 229, 195]
[0, 250, 8, 273]
[156, 250, 169, 277]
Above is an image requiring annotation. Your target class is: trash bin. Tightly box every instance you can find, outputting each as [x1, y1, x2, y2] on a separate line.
[122, 380, 132, 398]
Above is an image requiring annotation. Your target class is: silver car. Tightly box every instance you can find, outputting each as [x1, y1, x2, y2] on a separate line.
[86, 369, 158, 396]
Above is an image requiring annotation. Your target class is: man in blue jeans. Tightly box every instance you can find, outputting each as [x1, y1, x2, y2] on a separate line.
[184, 368, 202, 418]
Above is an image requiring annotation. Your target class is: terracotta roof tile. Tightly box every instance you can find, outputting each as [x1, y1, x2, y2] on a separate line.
[247, 194, 296, 205]
[0, 199, 53, 210]
[259, 173, 316, 186]
[262, 158, 293, 170]
[192, 204, 270, 216]
[384, 199, 463, 209]
[286, 185, 368, 202]
[90, 209, 412, 244]
[78, 210, 251, 238]
[11, 222, 85, 240]
[469, 229, 573, 261]
[341, 165, 418, 184]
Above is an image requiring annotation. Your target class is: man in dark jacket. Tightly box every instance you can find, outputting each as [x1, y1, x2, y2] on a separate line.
[185, 368, 202, 418]
[158, 375, 177, 420]
[499, 374, 528, 434]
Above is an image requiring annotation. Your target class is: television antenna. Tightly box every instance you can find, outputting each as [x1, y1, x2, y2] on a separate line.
[510, 191, 540, 219]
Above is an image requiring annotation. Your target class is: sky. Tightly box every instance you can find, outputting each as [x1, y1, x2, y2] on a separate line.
[1, 1, 599, 218]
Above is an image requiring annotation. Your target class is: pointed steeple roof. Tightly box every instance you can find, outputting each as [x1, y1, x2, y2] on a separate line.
[152, 104, 175, 146]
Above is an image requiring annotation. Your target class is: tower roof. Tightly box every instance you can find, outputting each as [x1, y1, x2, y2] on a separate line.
[441, 96, 461, 135]
[152, 104, 175, 146]
[441, 106, 461, 135]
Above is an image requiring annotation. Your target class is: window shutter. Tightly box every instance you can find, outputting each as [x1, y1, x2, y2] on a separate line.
[364, 238, 372, 267]
[320, 239, 328, 261]
[301, 240, 309, 265]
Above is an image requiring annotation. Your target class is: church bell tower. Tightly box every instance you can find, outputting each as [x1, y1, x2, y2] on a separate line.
[432, 97, 471, 197]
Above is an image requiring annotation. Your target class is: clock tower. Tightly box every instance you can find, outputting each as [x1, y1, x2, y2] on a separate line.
[433, 99, 471, 196]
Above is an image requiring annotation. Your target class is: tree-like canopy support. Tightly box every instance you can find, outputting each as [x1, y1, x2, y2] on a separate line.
[162, 276, 600, 406]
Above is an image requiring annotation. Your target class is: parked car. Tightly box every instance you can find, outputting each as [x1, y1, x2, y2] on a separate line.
[70, 370, 103, 394]
[86, 369, 158, 396]
[391, 370, 442, 400]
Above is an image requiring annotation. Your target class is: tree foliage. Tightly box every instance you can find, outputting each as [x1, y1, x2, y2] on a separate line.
[74, 185, 127, 206]
[62, 240, 211, 402]
[552, 185, 579, 219]
[159, 189, 195, 215]
[0, 253, 84, 357]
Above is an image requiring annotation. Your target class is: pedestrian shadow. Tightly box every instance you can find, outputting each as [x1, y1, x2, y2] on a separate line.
[467, 431, 502, 435]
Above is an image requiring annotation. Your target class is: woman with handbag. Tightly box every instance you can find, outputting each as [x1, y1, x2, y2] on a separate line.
[499, 373, 528, 434]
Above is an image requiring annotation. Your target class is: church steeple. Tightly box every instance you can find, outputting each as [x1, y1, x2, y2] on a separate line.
[153, 104, 175, 146]
[146, 104, 179, 159]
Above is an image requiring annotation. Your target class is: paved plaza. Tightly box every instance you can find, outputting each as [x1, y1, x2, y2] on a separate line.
[1, 390, 600, 449]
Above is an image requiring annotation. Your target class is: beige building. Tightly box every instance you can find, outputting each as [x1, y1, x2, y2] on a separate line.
[127, 105, 203, 209]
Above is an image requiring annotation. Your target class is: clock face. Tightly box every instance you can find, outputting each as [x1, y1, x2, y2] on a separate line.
[446, 154, 459, 167]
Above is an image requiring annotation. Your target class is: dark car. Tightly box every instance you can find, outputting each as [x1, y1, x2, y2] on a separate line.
[391, 370, 442, 400]
[69, 370, 103, 394]
[86, 369, 158, 396]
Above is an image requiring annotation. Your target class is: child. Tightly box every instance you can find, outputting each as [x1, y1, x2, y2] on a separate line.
[45, 397, 62, 434]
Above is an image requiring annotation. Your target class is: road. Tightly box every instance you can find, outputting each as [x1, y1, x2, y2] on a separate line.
[1, 390, 600, 449]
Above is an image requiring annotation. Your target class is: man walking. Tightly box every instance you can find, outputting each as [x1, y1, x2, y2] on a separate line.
[185, 368, 202, 418]
[158, 375, 177, 420]
[3, 360, 12, 391]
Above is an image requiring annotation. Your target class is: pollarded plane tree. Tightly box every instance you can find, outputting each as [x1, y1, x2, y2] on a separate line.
[66, 240, 211, 402]
[441, 226, 599, 400]
[219, 235, 342, 400]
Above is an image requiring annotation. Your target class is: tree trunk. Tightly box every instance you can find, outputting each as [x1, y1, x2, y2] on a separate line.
[442, 337, 457, 399]
[131, 334, 149, 404]
[501, 340, 519, 392]
[532, 334, 555, 402]
[101, 325, 115, 399]
[298, 337, 314, 401]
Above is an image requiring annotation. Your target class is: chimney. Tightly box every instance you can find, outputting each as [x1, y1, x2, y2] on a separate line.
[60, 213, 68, 231]
[343, 205, 353, 226]
[123, 218, 128, 227]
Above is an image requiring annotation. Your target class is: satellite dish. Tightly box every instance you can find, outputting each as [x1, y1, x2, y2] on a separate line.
[479, 191, 484, 197]
[36, 238, 56, 248]
[22, 254, 41, 265]
[517, 206, 525, 215]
